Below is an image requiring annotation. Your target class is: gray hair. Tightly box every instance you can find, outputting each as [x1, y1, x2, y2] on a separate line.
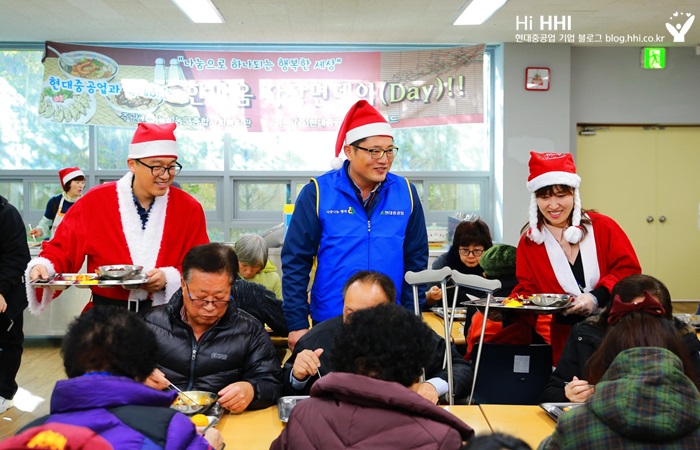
[234, 234, 268, 268]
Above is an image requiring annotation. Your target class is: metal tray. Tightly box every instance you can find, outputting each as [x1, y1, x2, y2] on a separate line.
[31, 273, 148, 290]
[674, 313, 700, 330]
[463, 296, 572, 314]
[430, 306, 469, 320]
[278, 395, 310, 422]
[540, 402, 583, 422]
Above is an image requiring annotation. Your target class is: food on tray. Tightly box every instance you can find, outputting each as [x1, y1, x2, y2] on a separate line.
[503, 298, 524, 308]
[62, 273, 96, 282]
[190, 414, 208, 427]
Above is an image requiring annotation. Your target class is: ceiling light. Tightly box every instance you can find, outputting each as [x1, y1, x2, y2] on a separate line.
[454, 0, 508, 25]
[172, 0, 224, 24]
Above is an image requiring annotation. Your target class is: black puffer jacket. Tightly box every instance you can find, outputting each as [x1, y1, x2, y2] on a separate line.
[141, 291, 282, 410]
[0, 195, 30, 323]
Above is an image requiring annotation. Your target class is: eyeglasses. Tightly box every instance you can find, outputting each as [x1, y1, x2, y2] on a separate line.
[352, 145, 399, 160]
[185, 282, 231, 308]
[135, 159, 182, 177]
[459, 248, 484, 257]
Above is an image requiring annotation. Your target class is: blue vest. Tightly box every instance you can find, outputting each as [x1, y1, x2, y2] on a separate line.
[311, 167, 414, 322]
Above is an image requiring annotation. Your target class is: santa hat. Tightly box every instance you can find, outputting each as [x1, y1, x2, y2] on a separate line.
[331, 100, 393, 170]
[0, 422, 113, 450]
[128, 122, 177, 159]
[58, 167, 84, 186]
[526, 151, 583, 244]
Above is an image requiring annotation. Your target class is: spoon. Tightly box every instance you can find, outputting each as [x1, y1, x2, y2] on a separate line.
[28, 223, 36, 242]
[46, 45, 76, 66]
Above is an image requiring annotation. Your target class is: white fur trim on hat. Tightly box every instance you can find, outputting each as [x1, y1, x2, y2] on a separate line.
[527, 171, 581, 193]
[128, 140, 178, 159]
[330, 156, 344, 170]
[345, 122, 394, 147]
[61, 169, 84, 186]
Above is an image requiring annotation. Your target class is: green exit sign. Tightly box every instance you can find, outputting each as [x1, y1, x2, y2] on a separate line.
[642, 48, 666, 69]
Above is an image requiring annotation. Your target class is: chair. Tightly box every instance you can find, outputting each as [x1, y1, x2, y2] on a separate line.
[404, 267, 454, 402]
[468, 343, 553, 405]
[449, 271, 502, 405]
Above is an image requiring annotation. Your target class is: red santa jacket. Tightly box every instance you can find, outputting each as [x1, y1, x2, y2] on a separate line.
[25, 172, 209, 314]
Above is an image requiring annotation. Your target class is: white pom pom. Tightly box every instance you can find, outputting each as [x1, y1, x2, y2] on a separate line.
[564, 226, 583, 244]
[527, 227, 545, 244]
[330, 157, 343, 170]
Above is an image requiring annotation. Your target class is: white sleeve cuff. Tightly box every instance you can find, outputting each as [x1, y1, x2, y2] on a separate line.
[426, 377, 448, 397]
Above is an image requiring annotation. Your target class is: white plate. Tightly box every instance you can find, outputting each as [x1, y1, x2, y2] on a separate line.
[57, 50, 118, 82]
[39, 81, 97, 124]
[105, 88, 163, 118]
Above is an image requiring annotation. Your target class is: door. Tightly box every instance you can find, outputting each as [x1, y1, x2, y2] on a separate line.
[577, 126, 700, 300]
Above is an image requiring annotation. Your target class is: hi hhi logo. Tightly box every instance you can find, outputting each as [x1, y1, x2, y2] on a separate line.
[516, 15, 572, 31]
[666, 11, 695, 42]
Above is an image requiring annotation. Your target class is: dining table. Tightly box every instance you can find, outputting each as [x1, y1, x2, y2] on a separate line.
[217, 404, 494, 449]
[423, 311, 466, 346]
[479, 404, 556, 449]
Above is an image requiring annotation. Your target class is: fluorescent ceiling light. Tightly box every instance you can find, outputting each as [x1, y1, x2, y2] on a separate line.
[172, 0, 224, 24]
[454, 0, 508, 25]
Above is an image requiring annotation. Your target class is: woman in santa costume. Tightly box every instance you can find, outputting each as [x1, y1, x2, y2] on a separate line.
[468, 151, 641, 365]
[29, 167, 85, 240]
[25, 122, 209, 314]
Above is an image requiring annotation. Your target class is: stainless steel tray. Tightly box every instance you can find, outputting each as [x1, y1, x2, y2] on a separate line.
[31, 273, 148, 290]
[430, 306, 469, 320]
[463, 296, 572, 314]
[540, 402, 583, 422]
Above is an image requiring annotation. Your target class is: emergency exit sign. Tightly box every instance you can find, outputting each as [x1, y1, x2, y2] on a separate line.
[642, 48, 666, 69]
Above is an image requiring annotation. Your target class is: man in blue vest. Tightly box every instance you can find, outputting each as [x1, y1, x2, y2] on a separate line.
[282, 100, 429, 349]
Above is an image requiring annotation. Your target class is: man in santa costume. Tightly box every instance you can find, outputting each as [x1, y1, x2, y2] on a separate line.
[26, 122, 209, 313]
[281, 100, 429, 349]
[467, 151, 641, 365]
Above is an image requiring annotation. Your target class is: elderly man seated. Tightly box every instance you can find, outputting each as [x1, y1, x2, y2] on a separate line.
[283, 270, 473, 404]
[143, 242, 282, 412]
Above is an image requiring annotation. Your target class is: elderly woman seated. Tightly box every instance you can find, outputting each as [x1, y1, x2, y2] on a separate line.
[271, 303, 475, 449]
[234, 233, 282, 299]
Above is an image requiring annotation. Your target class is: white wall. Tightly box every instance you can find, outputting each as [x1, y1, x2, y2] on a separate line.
[501, 44, 572, 245]
[500, 45, 700, 245]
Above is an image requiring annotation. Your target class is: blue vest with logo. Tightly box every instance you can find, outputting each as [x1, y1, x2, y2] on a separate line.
[311, 166, 414, 322]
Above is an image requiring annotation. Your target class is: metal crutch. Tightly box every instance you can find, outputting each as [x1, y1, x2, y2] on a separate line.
[405, 267, 454, 404]
[449, 271, 501, 405]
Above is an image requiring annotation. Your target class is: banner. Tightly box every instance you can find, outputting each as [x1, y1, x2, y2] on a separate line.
[40, 41, 484, 132]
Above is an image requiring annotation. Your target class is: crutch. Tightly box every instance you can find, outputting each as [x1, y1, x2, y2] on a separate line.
[405, 267, 454, 403]
[449, 271, 501, 405]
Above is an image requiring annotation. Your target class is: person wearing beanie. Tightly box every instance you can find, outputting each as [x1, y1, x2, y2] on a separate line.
[26, 123, 209, 314]
[281, 100, 429, 349]
[29, 167, 85, 240]
[479, 244, 517, 280]
[471, 151, 641, 366]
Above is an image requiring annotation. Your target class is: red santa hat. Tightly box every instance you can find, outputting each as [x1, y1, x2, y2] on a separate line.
[58, 167, 84, 186]
[128, 122, 178, 159]
[331, 100, 393, 170]
[526, 151, 583, 244]
[0, 422, 113, 450]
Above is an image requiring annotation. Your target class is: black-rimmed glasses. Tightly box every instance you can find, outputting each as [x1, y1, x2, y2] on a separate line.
[185, 281, 232, 308]
[459, 248, 484, 257]
[136, 159, 182, 177]
[352, 144, 399, 160]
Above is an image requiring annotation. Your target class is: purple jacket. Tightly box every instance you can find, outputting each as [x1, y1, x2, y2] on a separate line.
[45, 375, 211, 450]
[271, 372, 474, 449]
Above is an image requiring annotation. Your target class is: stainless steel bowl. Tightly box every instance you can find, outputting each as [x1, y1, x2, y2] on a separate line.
[96, 264, 143, 280]
[277, 395, 310, 422]
[171, 390, 218, 415]
[529, 293, 571, 307]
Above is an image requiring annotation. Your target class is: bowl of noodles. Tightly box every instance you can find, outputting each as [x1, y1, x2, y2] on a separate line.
[171, 391, 218, 415]
[57, 51, 118, 82]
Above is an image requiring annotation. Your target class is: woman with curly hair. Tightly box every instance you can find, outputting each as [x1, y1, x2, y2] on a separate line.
[19, 306, 222, 450]
[271, 303, 475, 449]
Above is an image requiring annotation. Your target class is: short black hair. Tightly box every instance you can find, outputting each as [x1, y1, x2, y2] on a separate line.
[342, 270, 397, 303]
[62, 306, 157, 381]
[461, 432, 532, 450]
[331, 303, 433, 387]
[182, 242, 239, 284]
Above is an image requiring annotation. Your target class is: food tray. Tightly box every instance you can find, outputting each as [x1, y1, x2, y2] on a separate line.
[674, 313, 700, 330]
[463, 296, 572, 314]
[31, 273, 148, 290]
[430, 306, 469, 320]
[540, 402, 583, 422]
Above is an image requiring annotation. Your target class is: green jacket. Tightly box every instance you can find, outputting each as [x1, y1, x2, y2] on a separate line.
[245, 260, 282, 300]
[541, 347, 700, 449]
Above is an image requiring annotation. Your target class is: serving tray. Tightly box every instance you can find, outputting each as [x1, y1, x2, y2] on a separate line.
[31, 273, 148, 290]
[430, 306, 469, 320]
[462, 297, 572, 314]
[540, 402, 583, 422]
